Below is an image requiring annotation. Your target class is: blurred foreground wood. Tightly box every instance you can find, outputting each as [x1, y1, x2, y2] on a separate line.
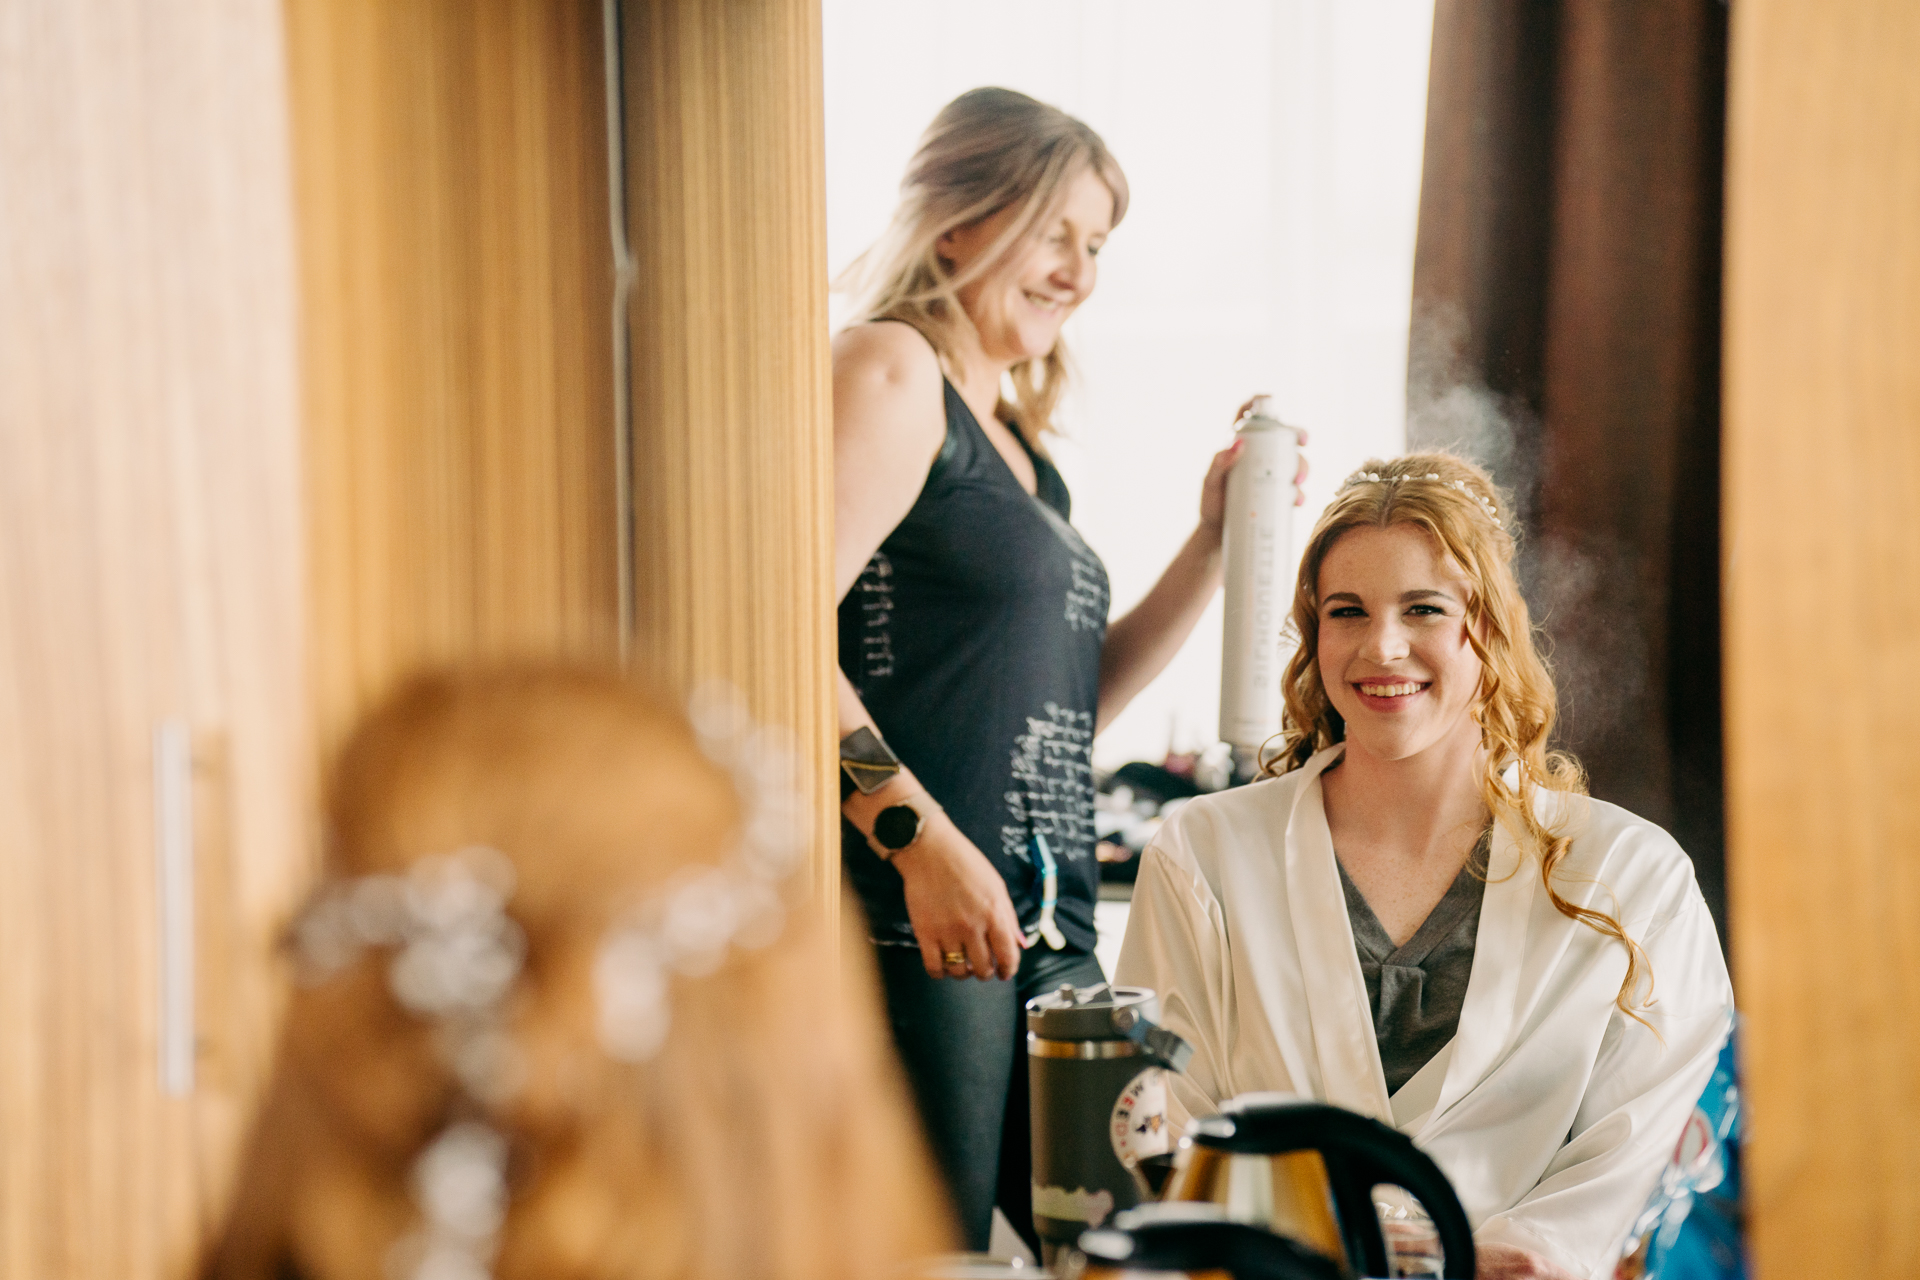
[1724, 1, 1920, 1272]
[0, 0, 833, 1272]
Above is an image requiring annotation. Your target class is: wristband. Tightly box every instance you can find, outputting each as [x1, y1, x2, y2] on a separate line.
[839, 726, 902, 796]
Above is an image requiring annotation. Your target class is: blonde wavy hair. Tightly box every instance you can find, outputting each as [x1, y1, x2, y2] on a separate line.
[1269, 453, 1652, 1022]
[201, 665, 951, 1280]
[836, 86, 1128, 448]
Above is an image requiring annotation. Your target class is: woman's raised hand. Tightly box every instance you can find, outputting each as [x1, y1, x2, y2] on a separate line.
[893, 811, 1027, 982]
[1200, 397, 1311, 539]
[1197, 438, 1244, 539]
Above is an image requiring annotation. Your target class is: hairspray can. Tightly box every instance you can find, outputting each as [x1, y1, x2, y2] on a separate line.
[1217, 397, 1298, 772]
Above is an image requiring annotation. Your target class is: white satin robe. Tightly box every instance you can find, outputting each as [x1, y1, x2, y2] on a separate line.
[1115, 746, 1733, 1278]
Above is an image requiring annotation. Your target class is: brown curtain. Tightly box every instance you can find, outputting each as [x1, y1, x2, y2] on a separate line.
[1408, 0, 1730, 941]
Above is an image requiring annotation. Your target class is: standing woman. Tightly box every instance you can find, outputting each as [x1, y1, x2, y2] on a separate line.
[832, 88, 1293, 1251]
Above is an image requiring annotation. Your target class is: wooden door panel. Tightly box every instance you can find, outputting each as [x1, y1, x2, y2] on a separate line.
[284, 0, 623, 759]
[621, 0, 838, 911]
[0, 3, 309, 1276]
[1724, 2, 1920, 1272]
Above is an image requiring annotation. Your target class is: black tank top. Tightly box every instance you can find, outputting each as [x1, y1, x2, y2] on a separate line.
[840, 367, 1109, 953]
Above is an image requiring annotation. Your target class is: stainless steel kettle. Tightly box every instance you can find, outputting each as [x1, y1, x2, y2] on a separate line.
[1161, 1094, 1476, 1278]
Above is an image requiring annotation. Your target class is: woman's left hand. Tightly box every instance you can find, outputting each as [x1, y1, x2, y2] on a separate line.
[1472, 1242, 1579, 1280]
[1197, 396, 1311, 541]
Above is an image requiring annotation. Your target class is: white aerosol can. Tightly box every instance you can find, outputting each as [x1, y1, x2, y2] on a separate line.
[1217, 397, 1298, 771]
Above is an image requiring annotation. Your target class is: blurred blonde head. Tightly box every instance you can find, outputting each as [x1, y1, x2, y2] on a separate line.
[839, 85, 1128, 447]
[204, 664, 951, 1280]
[1272, 454, 1650, 1021]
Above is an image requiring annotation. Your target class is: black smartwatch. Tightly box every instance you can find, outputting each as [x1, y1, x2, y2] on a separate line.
[869, 803, 926, 859]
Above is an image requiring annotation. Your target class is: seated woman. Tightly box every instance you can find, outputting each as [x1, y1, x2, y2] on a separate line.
[200, 665, 951, 1280]
[1116, 455, 1732, 1280]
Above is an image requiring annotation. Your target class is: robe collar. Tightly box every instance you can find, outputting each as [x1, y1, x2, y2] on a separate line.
[1281, 745, 1539, 1134]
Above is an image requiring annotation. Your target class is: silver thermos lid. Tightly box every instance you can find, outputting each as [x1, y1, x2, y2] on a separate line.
[1027, 984, 1192, 1070]
[1026, 982, 1160, 1040]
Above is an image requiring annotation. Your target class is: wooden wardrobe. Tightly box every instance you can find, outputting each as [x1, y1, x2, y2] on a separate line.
[0, 1, 832, 1275]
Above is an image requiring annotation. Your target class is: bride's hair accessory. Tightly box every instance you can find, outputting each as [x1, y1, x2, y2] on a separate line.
[289, 681, 803, 1280]
[594, 681, 805, 1061]
[1340, 468, 1504, 529]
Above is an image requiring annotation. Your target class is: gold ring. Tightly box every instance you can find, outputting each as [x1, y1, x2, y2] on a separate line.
[942, 950, 968, 968]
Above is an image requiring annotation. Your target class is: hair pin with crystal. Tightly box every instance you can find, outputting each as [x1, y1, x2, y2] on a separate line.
[1340, 468, 1504, 529]
[290, 682, 803, 1280]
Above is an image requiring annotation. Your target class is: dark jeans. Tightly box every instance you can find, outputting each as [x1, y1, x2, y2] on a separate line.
[874, 942, 1107, 1254]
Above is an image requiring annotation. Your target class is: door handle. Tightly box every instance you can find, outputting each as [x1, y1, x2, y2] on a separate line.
[153, 720, 194, 1096]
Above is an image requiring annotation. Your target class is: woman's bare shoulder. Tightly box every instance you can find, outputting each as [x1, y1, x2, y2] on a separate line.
[832, 321, 946, 450]
[833, 320, 942, 387]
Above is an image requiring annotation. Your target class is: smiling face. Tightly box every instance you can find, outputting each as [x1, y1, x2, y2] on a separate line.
[939, 165, 1113, 366]
[1316, 523, 1486, 767]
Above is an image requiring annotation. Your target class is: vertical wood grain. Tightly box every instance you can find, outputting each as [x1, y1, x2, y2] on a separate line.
[1723, 2, 1920, 1272]
[0, 3, 309, 1276]
[285, 0, 622, 759]
[621, 0, 839, 912]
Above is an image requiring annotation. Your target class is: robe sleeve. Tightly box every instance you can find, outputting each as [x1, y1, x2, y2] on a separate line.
[1472, 892, 1734, 1278]
[1114, 840, 1238, 1132]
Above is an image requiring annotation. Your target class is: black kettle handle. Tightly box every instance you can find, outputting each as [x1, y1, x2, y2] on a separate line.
[1208, 1102, 1477, 1279]
[1328, 1151, 1474, 1280]
[1321, 1132, 1476, 1279]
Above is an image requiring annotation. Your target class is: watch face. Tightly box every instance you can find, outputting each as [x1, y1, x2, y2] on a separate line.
[872, 804, 922, 851]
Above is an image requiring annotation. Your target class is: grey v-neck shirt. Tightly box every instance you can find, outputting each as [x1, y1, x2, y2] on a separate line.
[1336, 831, 1489, 1095]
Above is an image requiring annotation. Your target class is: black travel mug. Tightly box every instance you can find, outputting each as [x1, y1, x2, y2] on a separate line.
[1026, 983, 1193, 1262]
